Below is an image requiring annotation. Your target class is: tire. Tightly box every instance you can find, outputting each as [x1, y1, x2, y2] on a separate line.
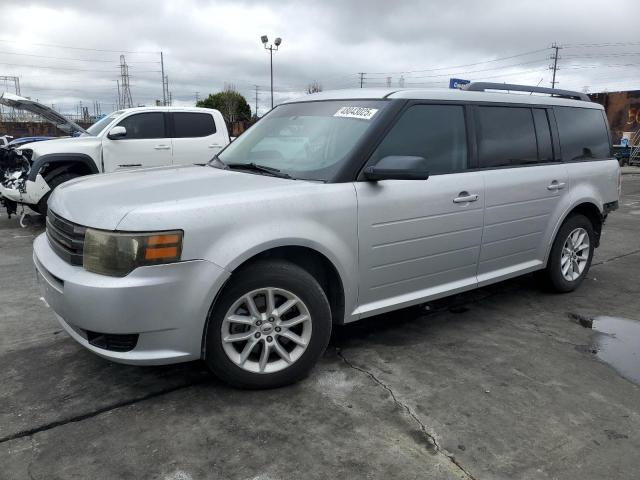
[204, 260, 332, 389]
[542, 214, 595, 293]
[35, 172, 80, 215]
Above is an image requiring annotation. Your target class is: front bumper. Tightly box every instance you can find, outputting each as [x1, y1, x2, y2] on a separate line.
[33, 233, 230, 365]
[0, 173, 50, 206]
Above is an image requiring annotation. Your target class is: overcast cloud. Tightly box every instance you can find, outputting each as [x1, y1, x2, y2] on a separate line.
[1, 0, 638, 116]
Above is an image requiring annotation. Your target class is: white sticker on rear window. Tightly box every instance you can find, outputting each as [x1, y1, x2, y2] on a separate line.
[334, 106, 379, 120]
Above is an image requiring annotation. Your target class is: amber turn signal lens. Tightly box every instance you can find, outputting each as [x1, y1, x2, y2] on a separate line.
[143, 233, 182, 262]
[147, 234, 181, 246]
[144, 246, 179, 261]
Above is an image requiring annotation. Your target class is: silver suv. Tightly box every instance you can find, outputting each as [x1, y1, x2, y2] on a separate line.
[34, 83, 620, 388]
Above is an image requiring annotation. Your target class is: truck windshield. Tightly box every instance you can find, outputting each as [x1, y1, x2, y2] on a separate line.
[85, 111, 123, 136]
[216, 100, 388, 181]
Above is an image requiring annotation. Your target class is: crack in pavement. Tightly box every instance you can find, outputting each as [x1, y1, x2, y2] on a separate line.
[336, 347, 476, 480]
[0, 380, 205, 445]
[592, 248, 640, 266]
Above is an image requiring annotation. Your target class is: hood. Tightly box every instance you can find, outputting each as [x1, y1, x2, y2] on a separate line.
[48, 165, 301, 230]
[0, 92, 88, 135]
[21, 135, 100, 158]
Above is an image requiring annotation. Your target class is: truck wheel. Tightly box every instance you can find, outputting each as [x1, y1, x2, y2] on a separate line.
[204, 260, 332, 389]
[542, 214, 595, 293]
[35, 172, 80, 215]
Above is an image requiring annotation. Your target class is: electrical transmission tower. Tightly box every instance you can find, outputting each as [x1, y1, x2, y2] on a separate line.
[0, 75, 21, 121]
[119, 55, 133, 109]
[549, 43, 562, 89]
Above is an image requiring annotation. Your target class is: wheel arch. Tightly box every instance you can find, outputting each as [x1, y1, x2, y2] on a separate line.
[28, 153, 99, 182]
[200, 244, 347, 359]
[545, 200, 603, 265]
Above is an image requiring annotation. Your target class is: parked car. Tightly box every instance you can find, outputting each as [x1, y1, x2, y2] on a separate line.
[0, 92, 229, 215]
[34, 83, 620, 389]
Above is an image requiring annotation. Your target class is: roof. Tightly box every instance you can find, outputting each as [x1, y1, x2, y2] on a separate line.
[284, 87, 601, 109]
[117, 106, 218, 113]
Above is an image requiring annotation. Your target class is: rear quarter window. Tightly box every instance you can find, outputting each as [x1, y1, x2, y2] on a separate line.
[554, 107, 611, 161]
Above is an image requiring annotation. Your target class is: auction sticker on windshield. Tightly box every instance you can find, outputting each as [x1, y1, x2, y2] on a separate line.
[334, 106, 379, 120]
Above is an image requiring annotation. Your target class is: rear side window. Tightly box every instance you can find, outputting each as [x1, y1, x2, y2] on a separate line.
[116, 112, 165, 139]
[173, 112, 216, 138]
[370, 104, 467, 175]
[554, 107, 610, 161]
[476, 106, 538, 168]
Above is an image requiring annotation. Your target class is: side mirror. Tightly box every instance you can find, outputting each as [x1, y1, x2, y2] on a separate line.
[363, 156, 430, 181]
[107, 125, 127, 140]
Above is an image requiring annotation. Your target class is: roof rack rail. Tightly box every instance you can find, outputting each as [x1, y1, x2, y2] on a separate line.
[461, 82, 591, 102]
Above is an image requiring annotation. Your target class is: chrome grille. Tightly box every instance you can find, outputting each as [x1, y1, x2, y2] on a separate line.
[46, 209, 86, 266]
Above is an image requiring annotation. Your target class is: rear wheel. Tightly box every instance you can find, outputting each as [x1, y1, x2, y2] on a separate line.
[204, 260, 332, 389]
[35, 172, 80, 215]
[542, 214, 595, 292]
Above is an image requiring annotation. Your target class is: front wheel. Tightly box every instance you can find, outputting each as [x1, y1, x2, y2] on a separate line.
[542, 214, 595, 292]
[204, 260, 332, 389]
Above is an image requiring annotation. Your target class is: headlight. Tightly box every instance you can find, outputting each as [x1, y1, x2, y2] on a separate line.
[83, 229, 183, 277]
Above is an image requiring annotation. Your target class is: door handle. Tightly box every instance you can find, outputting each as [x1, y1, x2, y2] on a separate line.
[154, 145, 171, 150]
[547, 181, 566, 191]
[208, 144, 221, 149]
[453, 193, 479, 203]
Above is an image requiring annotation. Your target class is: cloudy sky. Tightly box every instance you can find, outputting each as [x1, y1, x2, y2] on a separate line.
[1, 0, 639, 117]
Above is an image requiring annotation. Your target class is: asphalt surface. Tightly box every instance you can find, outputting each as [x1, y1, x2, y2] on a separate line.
[1, 175, 639, 480]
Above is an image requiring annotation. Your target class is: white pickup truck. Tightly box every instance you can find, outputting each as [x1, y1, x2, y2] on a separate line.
[0, 93, 230, 215]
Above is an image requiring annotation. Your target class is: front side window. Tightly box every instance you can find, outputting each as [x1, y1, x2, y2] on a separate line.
[86, 111, 122, 136]
[477, 106, 538, 168]
[554, 107, 610, 161]
[369, 104, 468, 175]
[173, 112, 216, 138]
[218, 100, 389, 181]
[116, 112, 165, 140]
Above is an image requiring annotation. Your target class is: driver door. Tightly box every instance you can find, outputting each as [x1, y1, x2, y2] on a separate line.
[102, 111, 172, 172]
[355, 103, 484, 318]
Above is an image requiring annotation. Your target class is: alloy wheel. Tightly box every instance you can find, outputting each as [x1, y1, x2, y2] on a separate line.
[220, 287, 312, 374]
[560, 227, 590, 281]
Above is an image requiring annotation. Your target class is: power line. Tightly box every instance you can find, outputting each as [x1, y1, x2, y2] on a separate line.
[363, 48, 549, 75]
[564, 41, 640, 48]
[0, 60, 160, 73]
[0, 38, 158, 54]
[0, 50, 158, 63]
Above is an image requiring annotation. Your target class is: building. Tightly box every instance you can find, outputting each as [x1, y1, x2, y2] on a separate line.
[589, 90, 640, 145]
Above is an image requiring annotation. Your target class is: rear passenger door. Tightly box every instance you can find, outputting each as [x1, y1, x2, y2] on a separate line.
[355, 103, 484, 317]
[170, 111, 225, 165]
[476, 105, 568, 285]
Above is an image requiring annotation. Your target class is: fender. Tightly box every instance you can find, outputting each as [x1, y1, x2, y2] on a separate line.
[27, 153, 99, 182]
[543, 198, 602, 266]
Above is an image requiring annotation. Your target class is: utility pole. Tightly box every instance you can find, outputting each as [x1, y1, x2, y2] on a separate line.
[195, 91, 200, 104]
[550, 43, 562, 89]
[160, 51, 167, 106]
[254, 84, 259, 118]
[359, 72, 365, 88]
[116, 80, 121, 109]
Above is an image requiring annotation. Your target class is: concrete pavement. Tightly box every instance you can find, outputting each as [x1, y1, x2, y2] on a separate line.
[1, 177, 639, 480]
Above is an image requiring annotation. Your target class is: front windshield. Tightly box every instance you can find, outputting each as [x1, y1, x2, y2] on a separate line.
[85, 111, 123, 136]
[217, 100, 388, 181]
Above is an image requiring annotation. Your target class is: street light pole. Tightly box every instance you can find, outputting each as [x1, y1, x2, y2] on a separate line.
[261, 35, 282, 110]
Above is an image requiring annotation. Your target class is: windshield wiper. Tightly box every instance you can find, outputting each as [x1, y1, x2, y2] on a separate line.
[227, 162, 292, 179]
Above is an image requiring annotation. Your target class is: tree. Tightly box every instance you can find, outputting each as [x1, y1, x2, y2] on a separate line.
[196, 85, 251, 124]
[306, 81, 323, 94]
